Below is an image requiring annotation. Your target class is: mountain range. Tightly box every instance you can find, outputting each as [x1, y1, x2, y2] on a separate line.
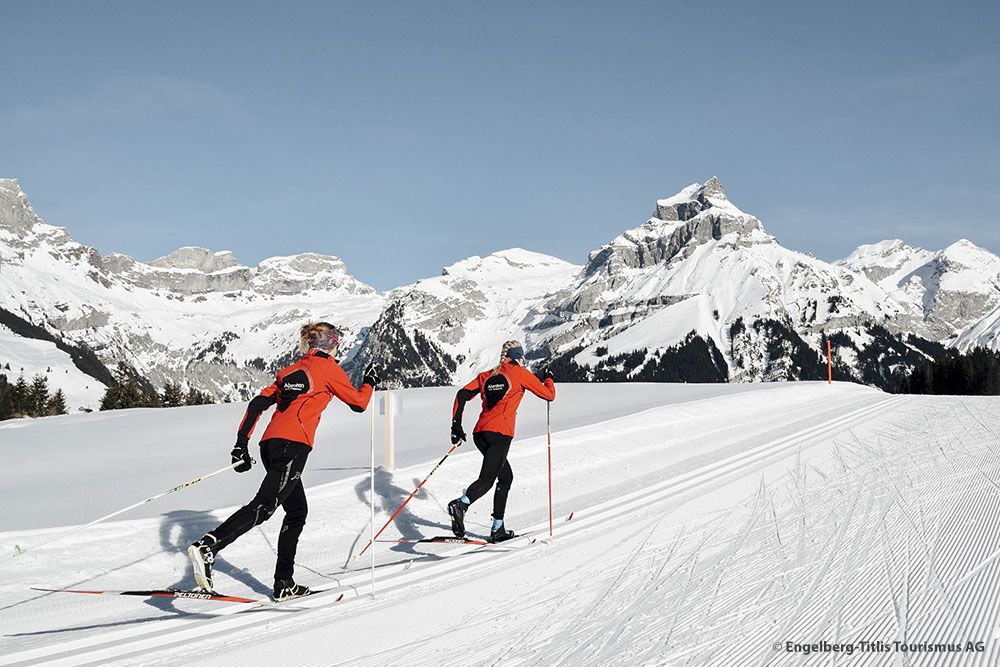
[2, 176, 999, 411]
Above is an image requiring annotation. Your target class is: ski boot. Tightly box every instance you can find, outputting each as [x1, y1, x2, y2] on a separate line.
[489, 519, 515, 544]
[273, 579, 312, 602]
[187, 534, 218, 592]
[447, 498, 469, 537]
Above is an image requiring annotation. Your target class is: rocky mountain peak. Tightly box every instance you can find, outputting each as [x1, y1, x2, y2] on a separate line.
[0, 178, 24, 197]
[257, 253, 349, 276]
[585, 178, 766, 275]
[654, 176, 735, 222]
[0, 178, 45, 234]
[148, 246, 243, 273]
[700, 176, 727, 200]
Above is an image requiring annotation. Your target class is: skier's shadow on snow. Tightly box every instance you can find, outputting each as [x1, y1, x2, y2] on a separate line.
[151, 510, 272, 611]
[353, 468, 451, 558]
[4, 516, 238, 636]
[6, 514, 279, 637]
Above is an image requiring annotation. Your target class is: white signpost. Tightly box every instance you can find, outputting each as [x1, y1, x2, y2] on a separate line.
[380, 391, 402, 471]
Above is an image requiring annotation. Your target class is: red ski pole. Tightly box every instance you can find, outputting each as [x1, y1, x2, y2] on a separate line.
[355, 440, 464, 558]
[547, 401, 553, 539]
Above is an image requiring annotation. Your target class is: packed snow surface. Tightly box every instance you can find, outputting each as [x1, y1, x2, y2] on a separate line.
[3, 382, 1000, 666]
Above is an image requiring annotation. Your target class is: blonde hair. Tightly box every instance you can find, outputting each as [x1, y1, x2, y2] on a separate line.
[491, 340, 523, 376]
[299, 322, 342, 353]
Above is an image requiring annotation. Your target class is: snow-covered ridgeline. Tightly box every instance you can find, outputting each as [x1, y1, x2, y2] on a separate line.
[2, 175, 1000, 409]
[0, 178, 385, 405]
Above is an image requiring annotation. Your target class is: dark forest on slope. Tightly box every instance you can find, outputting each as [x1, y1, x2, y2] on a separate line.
[543, 325, 1000, 396]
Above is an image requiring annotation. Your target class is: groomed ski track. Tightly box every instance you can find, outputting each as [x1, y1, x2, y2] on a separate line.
[3, 384, 1000, 665]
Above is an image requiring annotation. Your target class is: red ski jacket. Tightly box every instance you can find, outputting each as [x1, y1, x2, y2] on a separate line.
[452, 361, 555, 438]
[237, 349, 372, 448]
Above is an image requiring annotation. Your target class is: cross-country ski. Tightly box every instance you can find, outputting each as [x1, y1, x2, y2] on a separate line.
[380, 536, 489, 545]
[30, 587, 259, 604]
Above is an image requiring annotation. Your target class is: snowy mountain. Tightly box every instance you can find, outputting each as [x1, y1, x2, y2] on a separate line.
[0, 179, 384, 407]
[839, 238, 1000, 347]
[3, 176, 999, 407]
[525, 178, 918, 384]
[348, 248, 581, 386]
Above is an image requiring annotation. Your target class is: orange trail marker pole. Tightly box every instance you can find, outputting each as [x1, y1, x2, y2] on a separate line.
[827, 339, 832, 384]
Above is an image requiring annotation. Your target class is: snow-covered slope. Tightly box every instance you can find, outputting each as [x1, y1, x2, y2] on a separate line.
[953, 303, 1000, 351]
[0, 179, 385, 404]
[0, 325, 105, 411]
[3, 384, 1000, 666]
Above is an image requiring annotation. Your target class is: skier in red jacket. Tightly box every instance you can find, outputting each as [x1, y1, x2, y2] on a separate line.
[187, 322, 377, 601]
[448, 340, 555, 542]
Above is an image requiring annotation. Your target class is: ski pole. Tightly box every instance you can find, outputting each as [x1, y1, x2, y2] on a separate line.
[12, 460, 249, 558]
[369, 395, 376, 598]
[547, 401, 553, 539]
[355, 439, 463, 558]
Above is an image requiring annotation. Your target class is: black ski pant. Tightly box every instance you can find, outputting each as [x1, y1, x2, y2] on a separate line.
[464, 431, 514, 520]
[208, 438, 310, 581]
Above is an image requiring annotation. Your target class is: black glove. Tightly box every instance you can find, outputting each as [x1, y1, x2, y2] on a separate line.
[541, 366, 555, 382]
[231, 441, 253, 473]
[363, 364, 380, 389]
[450, 421, 466, 445]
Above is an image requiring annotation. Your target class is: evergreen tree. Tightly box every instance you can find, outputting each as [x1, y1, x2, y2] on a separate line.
[0, 391, 14, 420]
[144, 389, 162, 408]
[185, 387, 213, 406]
[101, 362, 145, 410]
[0, 374, 70, 419]
[99, 384, 120, 410]
[101, 363, 207, 410]
[119, 377, 144, 408]
[0, 374, 11, 420]
[28, 375, 50, 417]
[160, 381, 184, 408]
[11, 375, 29, 418]
[47, 389, 67, 415]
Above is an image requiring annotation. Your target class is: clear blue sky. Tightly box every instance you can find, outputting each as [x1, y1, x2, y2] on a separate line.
[2, 1, 998, 289]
